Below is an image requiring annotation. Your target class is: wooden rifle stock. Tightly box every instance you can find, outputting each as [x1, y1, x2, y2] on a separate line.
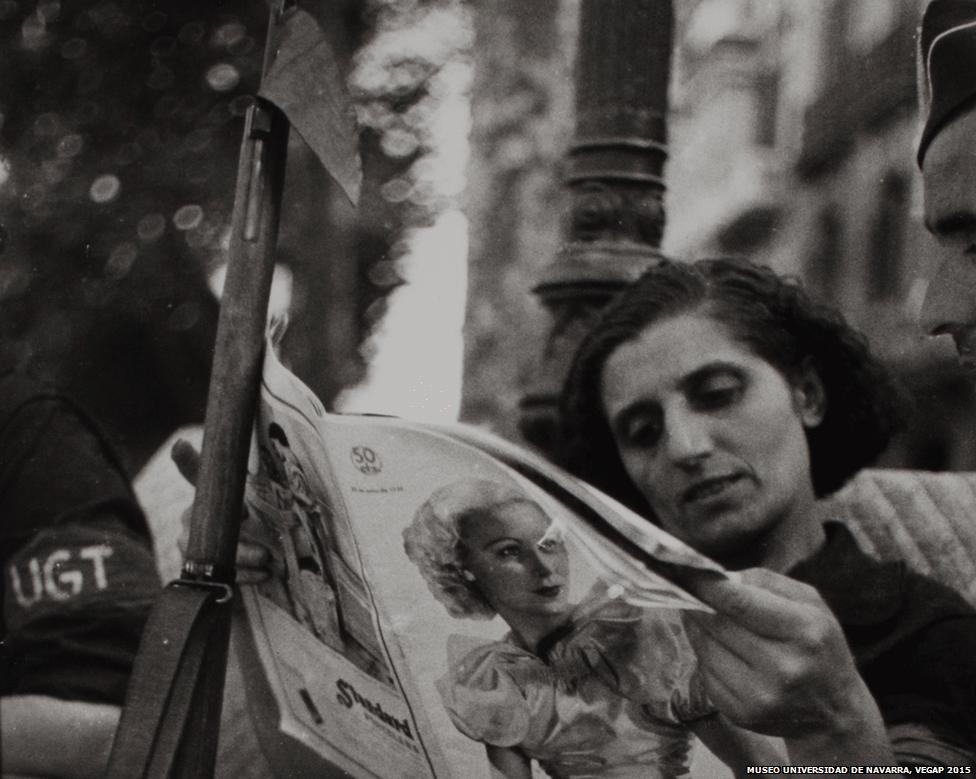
[184, 98, 288, 580]
[105, 4, 291, 772]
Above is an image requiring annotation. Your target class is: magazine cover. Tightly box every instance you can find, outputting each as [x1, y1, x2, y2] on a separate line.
[235, 340, 730, 778]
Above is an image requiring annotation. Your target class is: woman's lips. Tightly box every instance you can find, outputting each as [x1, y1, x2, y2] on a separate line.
[682, 473, 744, 504]
[534, 584, 563, 598]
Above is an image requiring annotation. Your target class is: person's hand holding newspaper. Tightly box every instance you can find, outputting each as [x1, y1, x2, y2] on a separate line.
[171, 438, 272, 585]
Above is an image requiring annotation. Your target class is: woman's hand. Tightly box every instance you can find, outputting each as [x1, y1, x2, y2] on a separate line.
[684, 568, 895, 766]
[171, 438, 272, 585]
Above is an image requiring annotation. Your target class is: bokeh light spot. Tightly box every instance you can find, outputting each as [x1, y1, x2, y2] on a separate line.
[368, 260, 401, 288]
[205, 63, 240, 92]
[380, 177, 412, 203]
[22, 23, 47, 52]
[173, 204, 204, 231]
[381, 127, 421, 158]
[89, 173, 121, 203]
[137, 213, 166, 242]
[213, 21, 246, 49]
[57, 133, 84, 158]
[104, 242, 138, 280]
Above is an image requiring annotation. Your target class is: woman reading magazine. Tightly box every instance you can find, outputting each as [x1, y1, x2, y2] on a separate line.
[189, 259, 976, 769]
[402, 477, 779, 778]
[559, 258, 976, 765]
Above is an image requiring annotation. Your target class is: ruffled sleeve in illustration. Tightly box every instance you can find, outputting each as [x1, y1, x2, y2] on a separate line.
[436, 635, 554, 748]
[552, 594, 714, 724]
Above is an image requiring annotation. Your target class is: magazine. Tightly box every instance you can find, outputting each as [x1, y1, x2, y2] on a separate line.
[234, 338, 730, 778]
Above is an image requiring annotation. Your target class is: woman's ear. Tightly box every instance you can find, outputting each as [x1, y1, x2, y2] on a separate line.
[792, 357, 827, 428]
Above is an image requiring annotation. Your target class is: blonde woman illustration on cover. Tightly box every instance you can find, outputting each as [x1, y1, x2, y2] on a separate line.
[403, 478, 778, 779]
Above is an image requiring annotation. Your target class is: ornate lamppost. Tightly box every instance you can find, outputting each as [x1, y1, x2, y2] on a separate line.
[519, 0, 675, 453]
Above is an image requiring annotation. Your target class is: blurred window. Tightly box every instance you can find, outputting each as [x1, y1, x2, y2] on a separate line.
[867, 172, 908, 301]
[809, 205, 843, 301]
[754, 69, 780, 148]
[846, 0, 898, 52]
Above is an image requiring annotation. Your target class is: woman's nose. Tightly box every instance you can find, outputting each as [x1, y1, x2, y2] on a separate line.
[530, 551, 554, 577]
[664, 407, 712, 467]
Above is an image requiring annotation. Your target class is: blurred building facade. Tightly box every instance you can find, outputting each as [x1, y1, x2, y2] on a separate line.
[663, 0, 976, 471]
[460, 0, 577, 440]
[461, 0, 976, 469]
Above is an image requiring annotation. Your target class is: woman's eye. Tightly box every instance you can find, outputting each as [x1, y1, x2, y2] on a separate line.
[695, 381, 742, 409]
[496, 545, 521, 558]
[621, 417, 661, 448]
[537, 538, 563, 553]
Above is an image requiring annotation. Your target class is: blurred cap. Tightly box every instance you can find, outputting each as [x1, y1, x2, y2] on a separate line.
[917, 0, 976, 166]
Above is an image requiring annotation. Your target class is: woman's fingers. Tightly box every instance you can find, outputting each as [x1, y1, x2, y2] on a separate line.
[237, 540, 270, 568]
[235, 541, 272, 584]
[737, 567, 823, 606]
[171, 438, 201, 487]
[177, 506, 192, 555]
[683, 568, 874, 740]
[687, 569, 822, 639]
[172, 439, 270, 584]
[684, 609, 765, 669]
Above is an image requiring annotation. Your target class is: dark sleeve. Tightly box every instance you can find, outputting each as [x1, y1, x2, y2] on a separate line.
[867, 575, 976, 762]
[1, 393, 160, 704]
[0, 390, 146, 541]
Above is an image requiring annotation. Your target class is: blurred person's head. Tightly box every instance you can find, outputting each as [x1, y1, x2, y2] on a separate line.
[560, 259, 904, 570]
[917, 0, 976, 364]
[403, 479, 570, 625]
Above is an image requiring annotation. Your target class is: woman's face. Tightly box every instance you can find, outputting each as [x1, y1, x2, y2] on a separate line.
[459, 501, 570, 619]
[599, 313, 823, 566]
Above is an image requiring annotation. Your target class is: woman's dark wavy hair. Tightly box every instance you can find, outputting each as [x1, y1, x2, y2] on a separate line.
[558, 258, 907, 515]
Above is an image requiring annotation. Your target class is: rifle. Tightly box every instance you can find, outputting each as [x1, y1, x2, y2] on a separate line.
[105, 4, 291, 776]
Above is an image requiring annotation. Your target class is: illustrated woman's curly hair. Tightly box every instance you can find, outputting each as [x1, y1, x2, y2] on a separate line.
[559, 258, 907, 516]
[403, 478, 543, 620]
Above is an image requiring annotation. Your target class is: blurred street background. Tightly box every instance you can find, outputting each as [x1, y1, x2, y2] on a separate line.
[2, 0, 967, 481]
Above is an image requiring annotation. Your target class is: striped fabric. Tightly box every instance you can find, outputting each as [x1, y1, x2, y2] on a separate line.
[818, 468, 976, 606]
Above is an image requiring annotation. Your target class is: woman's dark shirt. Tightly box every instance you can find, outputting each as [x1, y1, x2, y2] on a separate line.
[790, 521, 976, 763]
